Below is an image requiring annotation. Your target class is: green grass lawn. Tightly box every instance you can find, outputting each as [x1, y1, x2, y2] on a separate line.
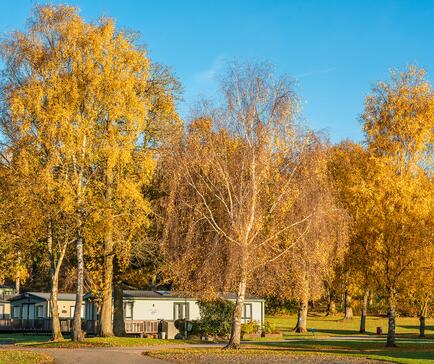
[251, 339, 434, 363]
[0, 350, 53, 364]
[145, 347, 380, 363]
[267, 314, 434, 338]
[147, 339, 434, 364]
[0, 315, 433, 363]
[0, 333, 192, 348]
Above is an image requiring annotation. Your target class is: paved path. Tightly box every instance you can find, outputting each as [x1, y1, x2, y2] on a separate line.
[43, 344, 227, 364]
[37, 347, 170, 364]
[2, 344, 224, 364]
[2, 337, 433, 364]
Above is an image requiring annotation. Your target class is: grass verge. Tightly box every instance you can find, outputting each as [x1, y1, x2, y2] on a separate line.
[0, 350, 53, 364]
[145, 348, 386, 363]
[0, 333, 193, 348]
[18, 336, 192, 348]
[251, 339, 434, 363]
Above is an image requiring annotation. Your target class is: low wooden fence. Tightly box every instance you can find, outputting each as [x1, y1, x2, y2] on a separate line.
[85, 320, 159, 335]
[0, 318, 72, 333]
[125, 320, 159, 334]
[0, 318, 159, 335]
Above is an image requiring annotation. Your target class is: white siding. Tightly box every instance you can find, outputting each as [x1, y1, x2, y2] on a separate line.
[0, 302, 10, 319]
[129, 299, 201, 321]
[250, 301, 263, 324]
[84, 297, 265, 326]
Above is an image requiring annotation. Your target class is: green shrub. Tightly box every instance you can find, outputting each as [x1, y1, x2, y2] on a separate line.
[174, 319, 195, 336]
[263, 320, 277, 334]
[241, 320, 260, 335]
[197, 299, 234, 337]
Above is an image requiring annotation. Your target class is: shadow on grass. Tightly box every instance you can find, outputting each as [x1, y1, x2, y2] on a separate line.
[399, 325, 434, 331]
[0, 333, 51, 344]
[251, 339, 434, 362]
[313, 328, 361, 336]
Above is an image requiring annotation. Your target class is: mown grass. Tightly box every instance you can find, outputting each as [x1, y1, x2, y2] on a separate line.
[251, 339, 434, 363]
[0, 350, 53, 364]
[147, 341, 434, 364]
[267, 314, 434, 338]
[0, 333, 191, 348]
[145, 348, 376, 363]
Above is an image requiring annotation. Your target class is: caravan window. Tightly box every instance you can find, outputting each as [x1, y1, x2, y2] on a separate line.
[174, 302, 189, 320]
[242, 303, 252, 323]
[124, 302, 133, 320]
[13, 306, 20, 319]
[70, 304, 85, 318]
[22, 304, 35, 320]
[36, 305, 44, 319]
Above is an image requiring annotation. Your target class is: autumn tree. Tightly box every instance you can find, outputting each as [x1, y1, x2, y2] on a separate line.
[0, 157, 35, 295]
[405, 241, 434, 338]
[1, 4, 179, 340]
[361, 66, 434, 347]
[2, 148, 76, 340]
[160, 62, 325, 348]
[328, 142, 377, 330]
[263, 139, 349, 333]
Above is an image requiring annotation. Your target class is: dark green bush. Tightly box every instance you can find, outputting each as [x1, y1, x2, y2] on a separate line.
[174, 319, 195, 336]
[197, 299, 234, 337]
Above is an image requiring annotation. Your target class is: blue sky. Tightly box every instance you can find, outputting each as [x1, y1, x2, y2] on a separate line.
[1, 0, 433, 143]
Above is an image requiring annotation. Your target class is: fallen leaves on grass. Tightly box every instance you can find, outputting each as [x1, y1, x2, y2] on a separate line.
[0, 350, 53, 364]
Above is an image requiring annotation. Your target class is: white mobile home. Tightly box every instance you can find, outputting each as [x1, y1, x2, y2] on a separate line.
[0, 298, 11, 320]
[84, 290, 265, 326]
[0, 285, 16, 319]
[9, 292, 82, 320]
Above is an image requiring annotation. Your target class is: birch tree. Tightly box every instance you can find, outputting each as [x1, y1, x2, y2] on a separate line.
[329, 142, 376, 329]
[361, 66, 434, 347]
[262, 140, 349, 333]
[1, 4, 180, 340]
[161, 62, 318, 349]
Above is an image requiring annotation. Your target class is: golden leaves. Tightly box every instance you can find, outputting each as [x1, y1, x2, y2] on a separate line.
[0, 4, 180, 290]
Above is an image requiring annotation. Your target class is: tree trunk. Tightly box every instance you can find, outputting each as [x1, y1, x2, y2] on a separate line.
[385, 290, 397, 347]
[15, 253, 21, 294]
[15, 276, 20, 295]
[294, 295, 308, 333]
[359, 289, 369, 334]
[418, 298, 428, 338]
[72, 226, 84, 342]
[99, 156, 114, 337]
[50, 273, 63, 341]
[48, 222, 66, 341]
[419, 316, 426, 338]
[344, 291, 353, 320]
[327, 300, 336, 316]
[99, 235, 114, 336]
[326, 289, 336, 316]
[113, 281, 125, 336]
[225, 269, 247, 349]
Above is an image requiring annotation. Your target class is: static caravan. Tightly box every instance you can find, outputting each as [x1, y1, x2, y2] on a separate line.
[85, 290, 265, 327]
[0, 285, 16, 319]
[0, 298, 11, 319]
[0, 285, 15, 297]
[9, 292, 82, 320]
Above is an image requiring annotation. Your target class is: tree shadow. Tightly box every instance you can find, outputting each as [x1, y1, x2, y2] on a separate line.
[0, 333, 51, 344]
[310, 328, 361, 336]
[250, 339, 434, 362]
[398, 324, 434, 331]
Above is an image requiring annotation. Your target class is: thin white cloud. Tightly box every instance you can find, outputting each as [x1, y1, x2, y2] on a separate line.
[194, 55, 227, 84]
